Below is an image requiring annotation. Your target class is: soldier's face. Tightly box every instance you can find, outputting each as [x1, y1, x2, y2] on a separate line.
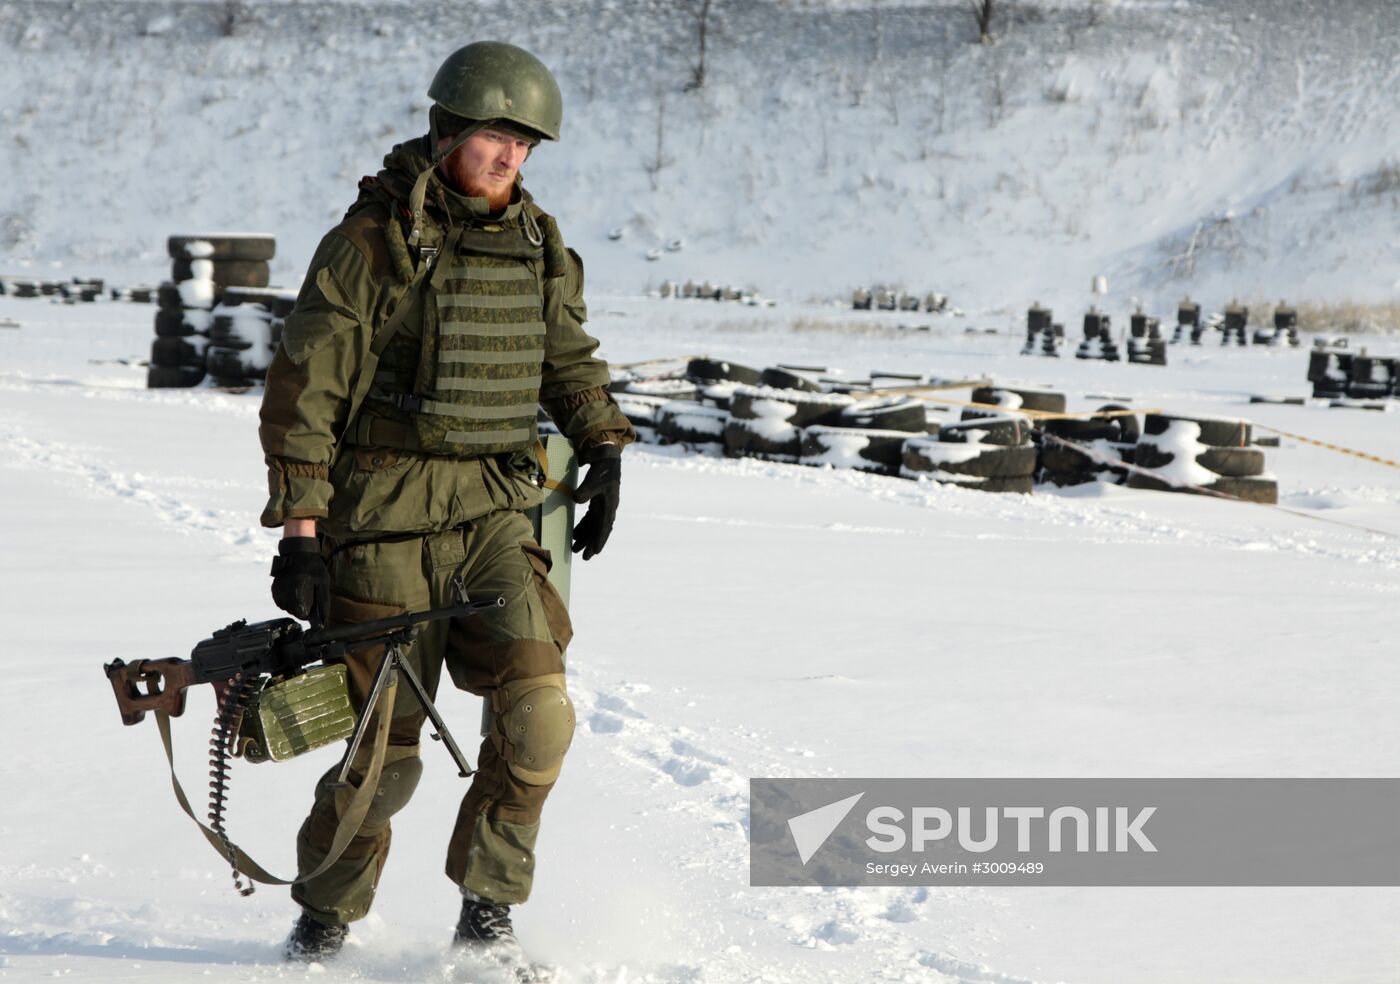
[438, 128, 534, 208]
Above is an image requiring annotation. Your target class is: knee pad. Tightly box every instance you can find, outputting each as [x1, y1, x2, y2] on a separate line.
[341, 744, 423, 830]
[492, 673, 575, 785]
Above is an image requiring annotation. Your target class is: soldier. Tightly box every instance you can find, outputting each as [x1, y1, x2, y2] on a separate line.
[258, 41, 633, 972]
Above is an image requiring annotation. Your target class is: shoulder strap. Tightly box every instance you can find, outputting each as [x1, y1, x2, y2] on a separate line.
[153, 675, 398, 887]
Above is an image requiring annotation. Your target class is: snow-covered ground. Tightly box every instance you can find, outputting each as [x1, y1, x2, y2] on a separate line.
[2, 294, 1399, 983]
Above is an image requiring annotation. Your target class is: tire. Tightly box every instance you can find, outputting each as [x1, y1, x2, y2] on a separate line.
[146, 364, 205, 388]
[153, 309, 196, 337]
[1206, 476, 1278, 504]
[1143, 413, 1251, 447]
[219, 287, 281, 309]
[1095, 404, 1140, 444]
[800, 425, 907, 475]
[206, 346, 265, 384]
[699, 381, 740, 411]
[1198, 447, 1266, 478]
[1037, 468, 1096, 488]
[656, 402, 728, 445]
[615, 393, 669, 429]
[623, 378, 700, 402]
[686, 358, 763, 386]
[902, 438, 1038, 479]
[150, 336, 207, 368]
[207, 313, 259, 350]
[938, 416, 1033, 446]
[836, 397, 927, 433]
[168, 234, 276, 262]
[728, 385, 854, 427]
[970, 386, 1066, 414]
[1128, 472, 1277, 504]
[922, 474, 1034, 494]
[759, 367, 823, 392]
[723, 417, 799, 461]
[157, 283, 184, 310]
[171, 258, 271, 289]
[1041, 418, 1119, 443]
[1038, 443, 1123, 472]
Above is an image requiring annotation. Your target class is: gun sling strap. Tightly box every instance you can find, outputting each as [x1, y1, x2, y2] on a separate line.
[153, 674, 398, 887]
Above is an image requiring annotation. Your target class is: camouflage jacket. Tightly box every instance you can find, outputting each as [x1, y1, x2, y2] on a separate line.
[258, 138, 634, 538]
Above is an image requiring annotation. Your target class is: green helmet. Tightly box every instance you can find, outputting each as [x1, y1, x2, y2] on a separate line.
[428, 41, 563, 142]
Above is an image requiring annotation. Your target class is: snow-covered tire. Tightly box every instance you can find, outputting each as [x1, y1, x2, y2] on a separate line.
[759, 367, 823, 393]
[835, 396, 927, 433]
[615, 393, 670, 430]
[656, 402, 728, 445]
[156, 283, 184, 310]
[901, 437, 1038, 479]
[1038, 469, 1096, 488]
[943, 475, 1034, 494]
[622, 378, 699, 402]
[151, 336, 208, 368]
[800, 425, 907, 475]
[1142, 413, 1251, 448]
[1203, 476, 1278, 504]
[1135, 444, 1265, 478]
[1129, 472, 1277, 504]
[724, 385, 854, 458]
[698, 381, 741, 411]
[1094, 404, 1140, 444]
[168, 235, 276, 262]
[970, 386, 1066, 415]
[938, 416, 1033, 446]
[146, 364, 205, 388]
[724, 417, 797, 460]
[153, 309, 198, 337]
[171, 258, 271, 289]
[686, 357, 763, 386]
[206, 347, 263, 384]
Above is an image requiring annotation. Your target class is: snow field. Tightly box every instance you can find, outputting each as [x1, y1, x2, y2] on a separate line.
[2, 295, 1399, 983]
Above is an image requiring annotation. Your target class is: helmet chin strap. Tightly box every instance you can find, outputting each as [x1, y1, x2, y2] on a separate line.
[408, 118, 491, 246]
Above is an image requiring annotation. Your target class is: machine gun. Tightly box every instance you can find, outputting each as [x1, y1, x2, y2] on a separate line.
[102, 598, 503, 895]
[104, 601, 499, 726]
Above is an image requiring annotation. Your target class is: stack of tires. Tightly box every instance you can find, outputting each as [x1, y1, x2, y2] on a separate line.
[900, 416, 1037, 493]
[148, 234, 276, 389]
[206, 287, 296, 386]
[723, 385, 856, 462]
[800, 396, 931, 476]
[1127, 414, 1276, 503]
[1037, 405, 1139, 486]
[148, 280, 210, 388]
[1307, 347, 1349, 399]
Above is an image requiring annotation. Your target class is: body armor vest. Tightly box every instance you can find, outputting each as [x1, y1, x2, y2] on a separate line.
[362, 223, 548, 457]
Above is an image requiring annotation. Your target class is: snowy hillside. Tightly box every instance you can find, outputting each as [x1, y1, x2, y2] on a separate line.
[3, 0, 1400, 313]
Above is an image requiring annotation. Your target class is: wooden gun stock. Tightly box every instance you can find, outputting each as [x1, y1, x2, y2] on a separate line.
[104, 658, 198, 725]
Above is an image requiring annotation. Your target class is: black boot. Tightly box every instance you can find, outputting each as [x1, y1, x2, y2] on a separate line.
[454, 892, 553, 981]
[454, 892, 519, 949]
[284, 910, 348, 962]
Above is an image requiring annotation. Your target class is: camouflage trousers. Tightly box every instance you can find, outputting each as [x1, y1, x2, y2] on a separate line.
[293, 508, 574, 926]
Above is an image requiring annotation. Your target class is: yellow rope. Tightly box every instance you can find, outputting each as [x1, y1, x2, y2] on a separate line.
[1254, 425, 1400, 470]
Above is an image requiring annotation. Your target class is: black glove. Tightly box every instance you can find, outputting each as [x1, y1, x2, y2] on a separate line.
[269, 537, 330, 626]
[572, 444, 621, 561]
